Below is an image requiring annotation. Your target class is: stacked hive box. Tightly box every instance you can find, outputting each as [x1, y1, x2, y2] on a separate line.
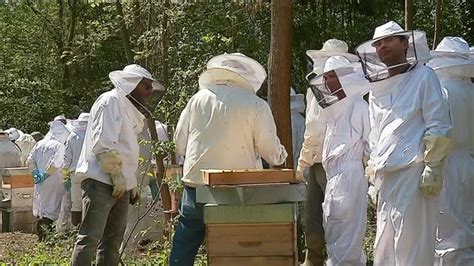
[197, 169, 305, 266]
[0, 167, 35, 233]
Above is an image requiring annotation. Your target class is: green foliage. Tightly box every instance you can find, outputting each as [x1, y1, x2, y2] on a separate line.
[1, 0, 471, 133]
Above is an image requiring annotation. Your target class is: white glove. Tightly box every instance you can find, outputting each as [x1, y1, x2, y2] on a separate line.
[97, 150, 126, 198]
[47, 165, 60, 175]
[295, 170, 305, 182]
[110, 172, 127, 198]
[365, 160, 375, 182]
[419, 135, 452, 197]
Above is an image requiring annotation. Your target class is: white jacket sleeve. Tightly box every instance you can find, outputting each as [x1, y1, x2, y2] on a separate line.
[421, 69, 451, 138]
[26, 144, 38, 171]
[254, 101, 288, 166]
[351, 99, 371, 160]
[174, 102, 191, 156]
[297, 89, 326, 170]
[91, 98, 123, 154]
[64, 134, 75, 170]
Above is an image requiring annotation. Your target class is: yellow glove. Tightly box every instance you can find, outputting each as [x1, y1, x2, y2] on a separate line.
[62, 168, 71, 178]
[97, 150, 126, 198]
[419, 135, 452, 197]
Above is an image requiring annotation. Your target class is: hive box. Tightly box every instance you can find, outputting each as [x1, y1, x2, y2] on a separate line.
[206, 223, 297, 266]
[204, 203, 297, 224]
[1, 208, 35, 233]
[196, 183, 306, 205]
[1, 167, 34, 189]
[202, 169, 300, 186]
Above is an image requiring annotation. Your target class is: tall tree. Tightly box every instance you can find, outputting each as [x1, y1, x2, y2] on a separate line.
[268, 0, 293, 168]
[405, 0, 414, 30]
[433, 0, 442, 49]
[116, 0, 134, 63]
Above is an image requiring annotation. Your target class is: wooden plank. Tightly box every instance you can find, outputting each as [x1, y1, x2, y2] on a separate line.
[1, 167, 33, 188]
[209, 256, 294, 266]
[204, 203, 296, 224]
[10, 175, 34, 188]
[207, 223, 295, 257]
[202, 169, 298, 186]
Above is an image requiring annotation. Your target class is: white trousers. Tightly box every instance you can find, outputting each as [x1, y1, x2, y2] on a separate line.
[374, 165, 439, 266]
[33, 173, 65, 221]
[323, 161, 367, 266]
[435, 151, 474, 265]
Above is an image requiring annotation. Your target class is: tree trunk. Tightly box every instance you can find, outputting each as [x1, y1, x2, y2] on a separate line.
[146, 117, 173, 221]
[161, 0, 170, 87]
[405, 0, 414, 30]
[433, 0, 442, 49]
[268, 0, 293, 168]
[116, 0, 134, 64]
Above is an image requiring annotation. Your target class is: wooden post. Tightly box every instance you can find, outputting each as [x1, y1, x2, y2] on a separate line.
[268, 0, 293, 168]
[146, 117, 173, 221]
[433, 0, 443, 49]
[405, 0, 414, 30]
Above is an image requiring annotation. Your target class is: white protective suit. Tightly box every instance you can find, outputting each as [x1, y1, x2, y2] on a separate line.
[175, 53, 287, 186]
[310, 57, 370, 266]
[368, 65, 451, 265]
[27, 121, 69, 221]
[16, 134, 36, 166]
[290, 89, 305, 168]
[64, 113, 89, 213]
[5, 128, 36, 166]
[356, 21, 452, 266]
[0, 132, 22, 168]
[298, 44, 359, 172]
[428, 37, 474, 265]
[75, 85, 145, 191]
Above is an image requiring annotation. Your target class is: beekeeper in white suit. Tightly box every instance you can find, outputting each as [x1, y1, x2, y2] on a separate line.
[299, 39, 360, 266]
[170, 53, 287, 265]
[71, 64, 164, 266]
[309, 56, 370, 265]
[428, 36, 474, 265]
[356, 21, 452, 265]
[4, 128, 36, 166]
[62, 112, 89, 227]
[27, 120, 70, 241]
[290, 88, 305, 167]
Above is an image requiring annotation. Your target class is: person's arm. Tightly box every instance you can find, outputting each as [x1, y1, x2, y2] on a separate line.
[297, 89, 326, 171]
[254, 101, 288, 166]
[421, 69, 451, 138]
[64, 134, 75, 171]
[91, 98, 123, 155]
[174, 101, 192, 156]
[419, 69, 453, 197]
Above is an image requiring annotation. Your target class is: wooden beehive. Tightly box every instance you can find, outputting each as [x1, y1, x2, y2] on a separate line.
[206, 223, 297, 266]
[1, 167, 34, 188]
[202, 169, 299, 186]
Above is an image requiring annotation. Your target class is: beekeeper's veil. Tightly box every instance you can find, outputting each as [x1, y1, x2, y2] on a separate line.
[109, 64, 166, 117]
[308, 56, 368, 121]
[306, 39, 359, 80]
[355, 21, 431, 82]
[428, 36, 474, 79]
[199, 53, 267, 93]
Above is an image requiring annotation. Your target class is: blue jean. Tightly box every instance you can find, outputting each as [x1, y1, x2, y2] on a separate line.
[169, 186, 205, 266]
